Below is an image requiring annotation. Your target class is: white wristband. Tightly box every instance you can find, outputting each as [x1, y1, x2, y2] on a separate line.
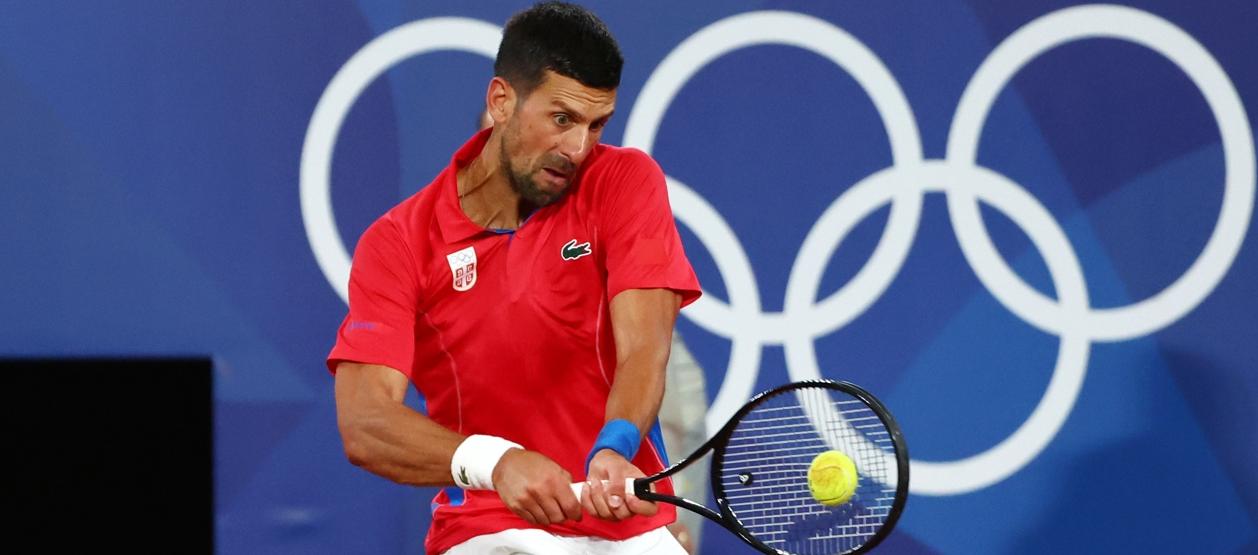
[451, 434, 522, 490]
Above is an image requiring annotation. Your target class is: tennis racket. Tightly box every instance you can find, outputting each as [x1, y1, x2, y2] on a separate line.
[574, 379, 909, 555]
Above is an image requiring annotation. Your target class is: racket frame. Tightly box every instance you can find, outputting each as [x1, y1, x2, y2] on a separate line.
[632, 379, 910, 555]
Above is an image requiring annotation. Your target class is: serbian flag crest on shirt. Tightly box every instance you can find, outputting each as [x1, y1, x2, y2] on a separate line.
[445, 246, 477, 291]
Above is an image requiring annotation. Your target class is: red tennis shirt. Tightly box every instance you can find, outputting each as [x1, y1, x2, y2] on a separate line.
[327, 129, 701, 553]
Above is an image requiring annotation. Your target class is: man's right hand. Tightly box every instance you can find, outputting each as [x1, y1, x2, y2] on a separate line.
[492, 448, 583, 526]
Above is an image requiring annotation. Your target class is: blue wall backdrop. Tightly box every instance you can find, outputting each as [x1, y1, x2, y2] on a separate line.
[2, 1, 1255, 553]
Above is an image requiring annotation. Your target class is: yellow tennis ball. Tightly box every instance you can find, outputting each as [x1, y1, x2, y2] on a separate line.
[808, 450, 858, 506]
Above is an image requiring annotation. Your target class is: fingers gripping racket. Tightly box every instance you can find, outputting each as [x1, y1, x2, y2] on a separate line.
[576, 380, 909, 555]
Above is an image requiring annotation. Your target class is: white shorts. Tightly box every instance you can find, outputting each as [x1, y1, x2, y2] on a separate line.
[442, 526, 687, 555]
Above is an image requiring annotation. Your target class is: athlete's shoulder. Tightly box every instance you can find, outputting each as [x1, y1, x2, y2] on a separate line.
[586, 143, 662, 175]
[355, 173, 449, 264]
[578, 144, 664, 201]
[388, 167, 453, 226]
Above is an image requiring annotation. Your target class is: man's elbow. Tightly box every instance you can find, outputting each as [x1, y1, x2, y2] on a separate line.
[337, 413, 378, 469]
[341, 435, 371, 468]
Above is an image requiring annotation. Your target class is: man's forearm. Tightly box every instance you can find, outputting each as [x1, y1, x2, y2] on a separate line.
[335, 363, 465, 487]
[339, 398, 466, 486]
[603, 348, 669, 435]
[603, 288, 682, 439]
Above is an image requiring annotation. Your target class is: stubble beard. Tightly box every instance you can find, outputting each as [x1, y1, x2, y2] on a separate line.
[499, 124, 571, 208]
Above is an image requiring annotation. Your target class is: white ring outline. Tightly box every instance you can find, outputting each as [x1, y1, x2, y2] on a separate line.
[622, 10, 923, 433]
[296, 7, 1255, 496]
[948, 4, 1255, 342]
[300, 18, 502, 302]
[622, 6, 1251, 495]
[783, 161, 1092, 494]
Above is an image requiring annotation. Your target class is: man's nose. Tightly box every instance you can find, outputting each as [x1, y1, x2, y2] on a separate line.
[558, 126, 592, 164]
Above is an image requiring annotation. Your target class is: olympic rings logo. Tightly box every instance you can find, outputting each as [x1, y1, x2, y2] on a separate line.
[300, 5, 1254, 496]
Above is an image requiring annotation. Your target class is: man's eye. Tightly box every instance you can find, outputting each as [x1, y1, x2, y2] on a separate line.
[554, 114, 570, 126]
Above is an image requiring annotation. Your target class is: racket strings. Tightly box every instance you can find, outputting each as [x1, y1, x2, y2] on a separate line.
[717, 386, 899, 555]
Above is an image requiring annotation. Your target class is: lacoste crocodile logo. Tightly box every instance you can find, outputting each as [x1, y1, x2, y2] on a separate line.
[561, 239, 592, 261]
[458, 466, 470, 486]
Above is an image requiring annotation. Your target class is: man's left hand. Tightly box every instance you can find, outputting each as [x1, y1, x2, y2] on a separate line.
[581, 449, 657, 521]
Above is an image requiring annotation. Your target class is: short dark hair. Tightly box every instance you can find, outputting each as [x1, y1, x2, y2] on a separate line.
[494, 2, 624, 98]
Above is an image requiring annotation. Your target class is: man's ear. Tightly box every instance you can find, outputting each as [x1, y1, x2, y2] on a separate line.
[486, 77, 516, 125]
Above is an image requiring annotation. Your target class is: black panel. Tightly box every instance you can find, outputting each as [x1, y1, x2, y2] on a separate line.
[3, 358, 212, 551]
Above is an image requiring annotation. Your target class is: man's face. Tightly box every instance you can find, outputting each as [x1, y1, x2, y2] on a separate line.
[498, 71, 616, 207]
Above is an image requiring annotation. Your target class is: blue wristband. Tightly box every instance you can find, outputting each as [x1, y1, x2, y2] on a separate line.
[585, 419, 640, 472]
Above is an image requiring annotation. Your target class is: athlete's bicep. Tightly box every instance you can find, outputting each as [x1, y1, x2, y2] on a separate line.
[335, 362, 409, 409]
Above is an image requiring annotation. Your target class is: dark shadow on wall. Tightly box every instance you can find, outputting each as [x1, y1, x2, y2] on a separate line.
[1009, 355, 1256, 554]
[1162, 349, 1258, 555]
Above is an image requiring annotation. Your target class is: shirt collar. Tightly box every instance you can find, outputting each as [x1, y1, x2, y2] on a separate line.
[435, 129, 494, 244]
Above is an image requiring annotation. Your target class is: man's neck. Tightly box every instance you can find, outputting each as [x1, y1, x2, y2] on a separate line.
[456, 135, 530, 230]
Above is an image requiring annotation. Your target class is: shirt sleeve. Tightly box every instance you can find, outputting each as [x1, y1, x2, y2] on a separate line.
[599, 150, 701, 307]
[326, 217, 419, 377]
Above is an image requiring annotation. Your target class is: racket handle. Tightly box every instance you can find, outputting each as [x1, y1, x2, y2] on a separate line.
[569, 478, 636, 497]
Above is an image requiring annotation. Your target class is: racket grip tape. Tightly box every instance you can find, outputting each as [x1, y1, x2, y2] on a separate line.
[569, 478, 637, 497]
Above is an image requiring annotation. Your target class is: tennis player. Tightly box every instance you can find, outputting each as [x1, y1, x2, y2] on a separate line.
[475, 101, 709, 555]
[329, 2, 700, 553]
